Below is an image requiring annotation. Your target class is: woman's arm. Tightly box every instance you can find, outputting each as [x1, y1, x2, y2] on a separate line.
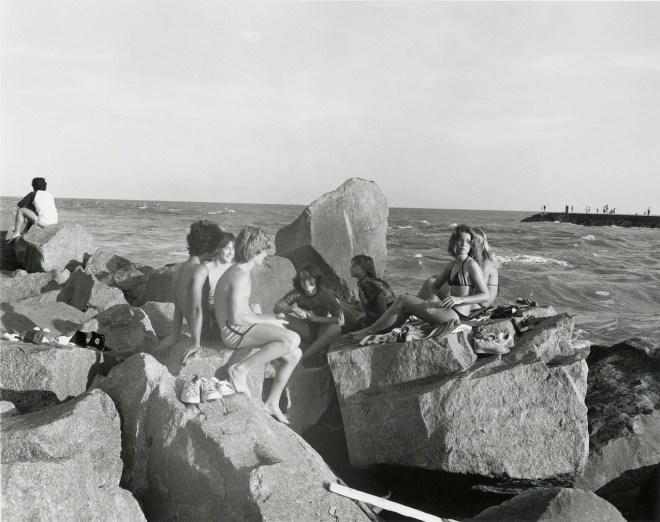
[441, 259, 489, 308]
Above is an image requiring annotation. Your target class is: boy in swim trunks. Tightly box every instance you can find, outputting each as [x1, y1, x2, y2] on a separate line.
[162, 220, 224, 364]
[214, 226, 302, 424]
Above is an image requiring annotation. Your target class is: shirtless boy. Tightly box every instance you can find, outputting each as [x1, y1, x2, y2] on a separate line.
[166, 220, 223, 364]
[215, 226, 301, 424]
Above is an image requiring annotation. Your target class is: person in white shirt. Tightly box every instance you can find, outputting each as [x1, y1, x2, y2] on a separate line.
[7, 177, 58, 242]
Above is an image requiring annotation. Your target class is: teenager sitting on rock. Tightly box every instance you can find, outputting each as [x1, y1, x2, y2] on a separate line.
[349, 254, 395, 328]
[215, 226, 301, 423]
[274, 264, 343, 367]
[161, 220, 224, 364]
[201, 231, 235, 341]
[351, 225, 489, 339]
[7, 177, 58, 242]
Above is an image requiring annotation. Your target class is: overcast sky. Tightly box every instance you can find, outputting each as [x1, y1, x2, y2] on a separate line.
[2, 1, 659, 212]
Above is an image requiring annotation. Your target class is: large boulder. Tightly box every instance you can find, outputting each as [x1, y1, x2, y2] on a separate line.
[85, 249, 149, 306]
[342, 355, 589, 480]
[1, 389, 145, 521]
[252, 255, 296, 313]
[468, 487, 624, 521]
[140, 301, 177, 338]
[574, 339, 660, 518]
[80, 304, 158, 356]
[0, 339, 118, 414]
[0, 300, 89, 338]
[138, 265, 176, 305]
[275, 178, 388, 300]
[280, 365, 334, 434]
[11, 223, 95, 273]
[0, 270, 62, 303]
[92, 354, 372, 521]
[328, 331, 475, 406]
[510, 313, 577, 363]
[58, 266, 128, 313]
[0, 231, 19, 270]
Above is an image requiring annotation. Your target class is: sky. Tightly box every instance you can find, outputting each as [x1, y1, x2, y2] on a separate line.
[2, 1, 659, 213]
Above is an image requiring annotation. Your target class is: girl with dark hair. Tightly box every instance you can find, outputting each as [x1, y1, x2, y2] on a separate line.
[7, 177, 58, 242]
[350, 254, 395, 326]
[274, 264, 343, 366]
[202, 231, 236, 340]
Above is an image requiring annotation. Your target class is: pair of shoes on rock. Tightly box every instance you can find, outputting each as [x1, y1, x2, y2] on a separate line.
[473, 332, 514, 355]
[181, 376, 235, 404]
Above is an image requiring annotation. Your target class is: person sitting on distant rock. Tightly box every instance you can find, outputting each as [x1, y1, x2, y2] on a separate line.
[201, 231, 235, 341]
[161, 220, 224, 364]
[274, 264, 343, 367]
[351, 225, 490, 339]
[349, 254, 396, 329]
[215, 226, 301, 423]
[7, 177, 58, 242]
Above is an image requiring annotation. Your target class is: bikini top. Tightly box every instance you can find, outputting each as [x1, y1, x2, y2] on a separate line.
[449, 258, 473, 288]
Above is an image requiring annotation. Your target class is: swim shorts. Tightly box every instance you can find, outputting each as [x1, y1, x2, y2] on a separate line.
[221, 322, 256, 349]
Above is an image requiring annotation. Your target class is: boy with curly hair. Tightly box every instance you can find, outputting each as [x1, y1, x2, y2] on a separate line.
[164, 220, 223, 363]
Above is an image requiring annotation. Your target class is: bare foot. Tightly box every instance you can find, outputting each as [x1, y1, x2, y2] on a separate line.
[263, 403, 290, 424]
[180, 346, 198, 365]
[228, 364, 251, 397]
[6, 233, 21, 243]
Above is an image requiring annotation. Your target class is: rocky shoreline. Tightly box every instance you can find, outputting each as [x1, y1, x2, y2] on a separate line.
[1, 179, 658, 521]
[521, 212, 660, 228]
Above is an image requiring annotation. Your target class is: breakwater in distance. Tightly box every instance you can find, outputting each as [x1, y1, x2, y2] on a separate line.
[522, 212, 660, 228]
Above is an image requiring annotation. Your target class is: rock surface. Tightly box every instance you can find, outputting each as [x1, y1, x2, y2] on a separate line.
[509, 313, 576, 363]
[469, 487, 625, 521]
[0, 339, 118, 413]
[0, 300, 89, 338]
[275, 178, 389, 300]
[251, 254, 296, 313]
[574, 338, 660, 518]
[58, 266, 128, 313]
[1, 389, 144, 521]
[342, 356, 589, 480]
[11, 223, 95, 273]
[140, 301, 176, 338]
[92, 354, 372, 521]
[0, 270, 62, 302]
[328, 331, 475, 405]
[281, 365, 334, 434]
[521, 212, 660, 228]
[138, 265, 176, 304]
[80, 304, 158, 356]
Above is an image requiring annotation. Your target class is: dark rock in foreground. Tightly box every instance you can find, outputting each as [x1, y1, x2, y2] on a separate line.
[521, 212, 660, 228]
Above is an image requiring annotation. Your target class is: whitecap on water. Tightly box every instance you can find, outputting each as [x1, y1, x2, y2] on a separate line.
[582, 235, 596, 241]
[596, 291, 610, 296]
[497, 254, 573, 268]
[396, 225, 413, 229]
[413, 254, 423, 258]
[420, 220, 430, 226]
[450, 223, 457, 227]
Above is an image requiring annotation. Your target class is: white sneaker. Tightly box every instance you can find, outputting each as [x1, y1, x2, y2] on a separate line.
[181, 376, 201, 404]
[200, 377, 223, 401]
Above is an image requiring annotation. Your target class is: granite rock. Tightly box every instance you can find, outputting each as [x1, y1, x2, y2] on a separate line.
[275, 178, 388, 300]
[252, 254, 296, 313]
[58, 266, 128, 313]
[0, 270, 62, 303]
[139, 301, 176, 338]
[0, 300, 89, 338]
[138, 265, 176, 305]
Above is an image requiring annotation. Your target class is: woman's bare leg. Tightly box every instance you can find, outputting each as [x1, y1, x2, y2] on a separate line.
[302, 323, 341, 363]
[351, 294, 420, 337]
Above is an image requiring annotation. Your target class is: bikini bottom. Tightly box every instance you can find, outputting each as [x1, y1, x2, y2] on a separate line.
[221, 322, 256, 349]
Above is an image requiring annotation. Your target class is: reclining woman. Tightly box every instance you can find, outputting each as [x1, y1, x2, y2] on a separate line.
[350, 225, 489, 338]
[350, 254, 396, 328]
[418, 227, 498, 312]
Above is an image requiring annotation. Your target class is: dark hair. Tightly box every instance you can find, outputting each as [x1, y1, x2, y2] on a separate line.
[448, 224, 473, 257]
[31, 177, 47, 191]
[186, 220, 223, 256]
[216, 231, 236, 250]
[293, 264, 324, 293]
[351, 255, 378, 279]
[234, 226, 272, 263]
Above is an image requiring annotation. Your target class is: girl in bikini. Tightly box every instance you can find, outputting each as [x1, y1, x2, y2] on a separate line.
[350, 225, 489, 338]
[469, 227, 498, 310]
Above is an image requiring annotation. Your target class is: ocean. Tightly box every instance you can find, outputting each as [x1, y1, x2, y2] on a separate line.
[2, 196, 658, 346]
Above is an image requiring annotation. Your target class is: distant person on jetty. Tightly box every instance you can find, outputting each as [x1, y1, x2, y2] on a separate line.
[349, 254, 396, 329]
[351, 225, 490, 338]
[163, 220, 223, 364]
[7, 177, 58, 242]
[202, 231, 235, 340]
[274, 263, 343, 367]
[215, 226, 301, 423]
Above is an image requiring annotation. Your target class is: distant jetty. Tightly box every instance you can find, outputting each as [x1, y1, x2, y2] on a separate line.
[522, 212, 659, 229]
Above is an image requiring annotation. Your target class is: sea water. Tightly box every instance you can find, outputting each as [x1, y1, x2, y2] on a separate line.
[2, 197, 658, 346]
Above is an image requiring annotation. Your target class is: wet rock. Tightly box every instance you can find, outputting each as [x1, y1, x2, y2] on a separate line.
[468, 487, 624, 521]
[139, 301, 176, 338]
[343, 356, 589, 480]
[92, 353, 372, 521]
[276, 178, 388, 301]
[58, 266, 128, 313]
[0, 339, 118, 414]
[1, 389, 145, 521]
[138, 265, 176, 305]
[574, 338, 660, 518]
[328, 331, 475, 406]
[0, 300, 89, 338]
[11, 223, 95, 273]
[80, 304, 158, 356]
